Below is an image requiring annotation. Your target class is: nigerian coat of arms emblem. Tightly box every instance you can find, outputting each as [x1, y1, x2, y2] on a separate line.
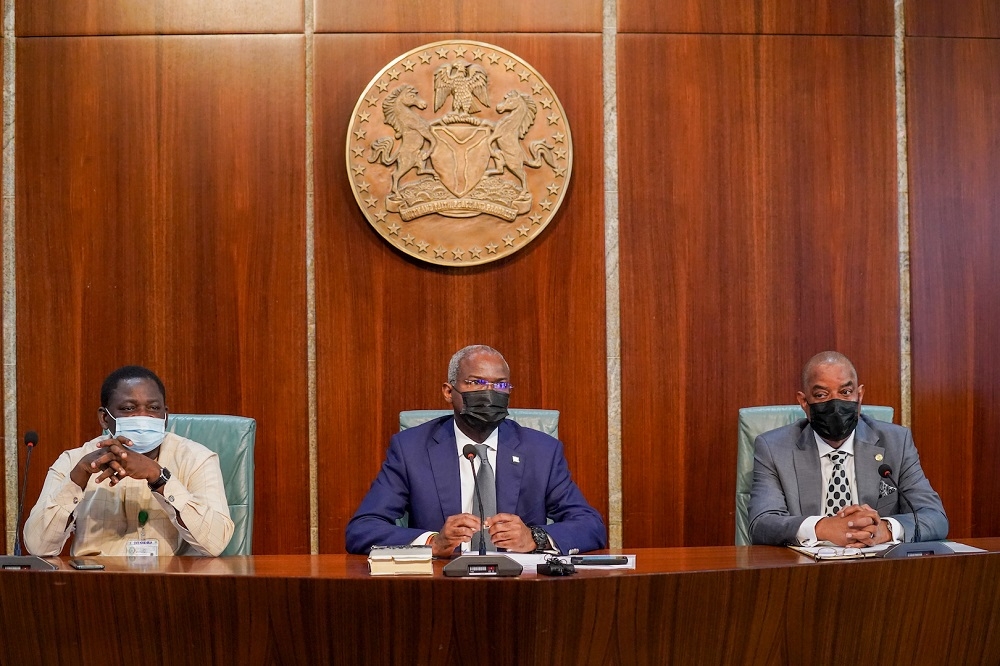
[346, 40, 573, 266]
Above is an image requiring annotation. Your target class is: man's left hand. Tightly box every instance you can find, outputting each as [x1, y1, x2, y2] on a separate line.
[841, 504, 885, 547]
[487, 513, 535, 552]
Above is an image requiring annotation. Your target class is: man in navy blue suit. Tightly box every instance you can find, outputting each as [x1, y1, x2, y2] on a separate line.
[346, 345, 607, 556]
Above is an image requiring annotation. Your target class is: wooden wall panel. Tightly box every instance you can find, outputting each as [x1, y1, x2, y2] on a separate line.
[314, 34, 606, 553]
[619, 0, 893, 35]
[16, 36, 309, 554]
[907, 0, 1000, 38]
[316, 1, 601, 34]
[907, 38, 1000, 538]
[16, 0, 303, 36]
[618, 34, 898, 548]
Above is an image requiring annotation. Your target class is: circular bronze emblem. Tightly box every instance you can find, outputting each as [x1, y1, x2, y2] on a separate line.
[346, 40, 573, 266]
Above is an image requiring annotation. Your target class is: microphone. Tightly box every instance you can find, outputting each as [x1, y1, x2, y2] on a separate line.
[878, 464, 920, 543]
[463, 444, 487, 555]
[13, 431, 39, 556]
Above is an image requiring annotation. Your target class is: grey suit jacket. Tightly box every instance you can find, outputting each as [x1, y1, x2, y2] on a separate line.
[748, 414, 948, 546]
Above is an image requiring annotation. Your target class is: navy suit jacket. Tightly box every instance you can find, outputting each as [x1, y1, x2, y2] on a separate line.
[749, 414, 948, 546]
[345, 416, 607, 555]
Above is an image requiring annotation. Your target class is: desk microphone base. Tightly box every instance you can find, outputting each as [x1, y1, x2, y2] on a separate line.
[442, 554, 523, 577]
[0, 556, 58, 571]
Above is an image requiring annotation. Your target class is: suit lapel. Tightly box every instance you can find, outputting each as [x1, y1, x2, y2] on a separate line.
[793, 427, 824, 515]
[428, 418, 463, 520]
[853, 418, 884, 507]
[495, 420, 524, 514]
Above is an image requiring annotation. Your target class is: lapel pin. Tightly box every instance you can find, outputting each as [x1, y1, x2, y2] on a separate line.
[875, 454, 883, 461]
[512, 455, 520, 464]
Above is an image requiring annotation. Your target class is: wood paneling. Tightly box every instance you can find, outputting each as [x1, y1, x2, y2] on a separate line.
[16, 0, 303, 36]
[618, 34, 898, 547]
[907, 0, 1000, 38]
[314, 34, 606, 553]
[316, 1, 601, 34]
[619, 0, 893, 35]
[16, 36, 308, 554]
[907, 38, 1000, 538]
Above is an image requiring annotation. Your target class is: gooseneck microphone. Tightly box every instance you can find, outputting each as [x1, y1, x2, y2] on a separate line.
[13, 431, 39, 556]
[463, 443, 487, 556]
[878, 463, 920, 542]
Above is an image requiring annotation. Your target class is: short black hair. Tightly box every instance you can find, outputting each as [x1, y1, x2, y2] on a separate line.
[100, 366, 167, 407]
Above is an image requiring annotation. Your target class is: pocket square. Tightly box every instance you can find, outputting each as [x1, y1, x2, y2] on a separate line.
[878, 480, 896, 499]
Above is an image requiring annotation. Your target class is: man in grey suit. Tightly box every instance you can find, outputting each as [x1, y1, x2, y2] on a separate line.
[749, 351, 948, 547]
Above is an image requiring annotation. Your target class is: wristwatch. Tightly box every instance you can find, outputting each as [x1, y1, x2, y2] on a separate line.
[530, 526, 551, 552]
[148, 467, 171, 491]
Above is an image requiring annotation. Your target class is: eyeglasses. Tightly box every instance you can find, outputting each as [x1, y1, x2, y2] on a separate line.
[457, 379, 514, 392]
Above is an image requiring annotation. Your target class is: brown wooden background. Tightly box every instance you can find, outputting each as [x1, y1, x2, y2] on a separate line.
[5, 0, 999, 554]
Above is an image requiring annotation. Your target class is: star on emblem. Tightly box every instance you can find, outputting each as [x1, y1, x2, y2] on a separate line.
[353, 128, 367, 140]
[365, 196, 378, 208]
[434, 246, 447, 258]
[376, 80, 389, 92]
[365, 94, 379, 107]
[356, 181, 370, 193]
[419, 52, 432, 64]
[487, 53, 501, 65]
[417, 240, 429, 253]
[357, 111, 370, 123]
[401, 233, 415, 246]
[469, 247, 483, 259]
[532, 83, 544, 95]
[352, 164, 366, 176]
[504, 59, 516, 71]
[453, 46, 467, 57]
[387, 222, 401, 235]
[374, 210, 387, 223]
[388, 68, 400, 80]
[451, 247, 465, 260]
[516, 225, 530, 237]
[352, 146, 364, 158]
[547, 113, 560, 125]
[552, 131, 565, 143]
[554, 148, 567, 161]
[436, 47, 450, 59]
[486, 242, 499, 254]
[529, 213, 543, 225]
[538, 97, 553, 109]
[539, 199, 553, 211]
[502, 235, 515, 247]
[554, 167, 567, 178]
[402, 60, 415, 72]
[547, 183, 560, 195]
[518, 69, 531, 82]
[472, 48, 485, 61]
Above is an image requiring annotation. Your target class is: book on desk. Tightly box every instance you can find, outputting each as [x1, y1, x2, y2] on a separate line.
[367, 545, 434, 575]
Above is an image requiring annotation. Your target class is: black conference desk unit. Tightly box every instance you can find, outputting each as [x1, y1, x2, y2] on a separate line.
[1, 540, 999, 665]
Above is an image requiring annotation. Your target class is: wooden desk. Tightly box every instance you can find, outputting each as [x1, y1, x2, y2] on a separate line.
[2, 541, 999, 665]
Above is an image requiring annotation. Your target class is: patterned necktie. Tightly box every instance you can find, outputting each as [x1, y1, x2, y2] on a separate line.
[471, 444, 497, 552]
[825, 450, 852, 516]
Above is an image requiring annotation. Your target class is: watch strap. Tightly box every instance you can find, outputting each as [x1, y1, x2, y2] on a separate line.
[148, 467, 171, 491]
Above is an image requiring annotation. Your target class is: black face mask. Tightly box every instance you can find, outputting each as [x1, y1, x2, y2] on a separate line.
[456, 389, 509, 435]
[808, 399, 860, 441]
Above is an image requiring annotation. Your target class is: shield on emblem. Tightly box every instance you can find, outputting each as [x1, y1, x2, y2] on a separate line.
[429, 124, 492, 197]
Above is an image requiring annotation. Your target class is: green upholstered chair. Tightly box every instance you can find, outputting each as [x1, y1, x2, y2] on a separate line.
[735, 404, 894, 546]
[167, 414, 256, 556]
[399, 408, 559, 438]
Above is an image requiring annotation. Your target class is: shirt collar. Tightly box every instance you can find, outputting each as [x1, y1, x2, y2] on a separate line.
[453, 419, 499, 457]
[813, 429, 857, 457]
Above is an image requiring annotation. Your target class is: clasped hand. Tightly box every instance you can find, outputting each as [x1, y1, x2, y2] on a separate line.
[430, 512, 535, 557]
[816, 504, 888, 547]
[70, 436, 161, 491]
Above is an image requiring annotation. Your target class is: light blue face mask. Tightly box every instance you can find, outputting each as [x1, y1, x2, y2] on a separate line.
[105, 413, 166, 454]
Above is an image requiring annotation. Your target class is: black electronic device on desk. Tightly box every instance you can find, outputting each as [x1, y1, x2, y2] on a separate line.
[443, 554, 523, 577]
[0, 556, 57, 571]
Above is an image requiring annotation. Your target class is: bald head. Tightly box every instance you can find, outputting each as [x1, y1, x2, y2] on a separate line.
[801, 351, 858, 393]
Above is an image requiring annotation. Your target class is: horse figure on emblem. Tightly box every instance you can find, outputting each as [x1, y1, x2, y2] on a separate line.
[368, 85, 436, 192]
[486, 90, 557, 193]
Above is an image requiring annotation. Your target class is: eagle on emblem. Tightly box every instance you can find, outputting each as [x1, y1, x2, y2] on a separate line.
[433, 60, 490, 115]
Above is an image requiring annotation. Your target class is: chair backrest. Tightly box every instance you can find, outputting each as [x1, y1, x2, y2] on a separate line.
[735, 404, 894, 546]
[399, 408, 559, 438]
[167, 414, 256, 556]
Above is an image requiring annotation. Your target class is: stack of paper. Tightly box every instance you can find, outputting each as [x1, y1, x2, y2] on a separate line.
[367, 545, 434, 576]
